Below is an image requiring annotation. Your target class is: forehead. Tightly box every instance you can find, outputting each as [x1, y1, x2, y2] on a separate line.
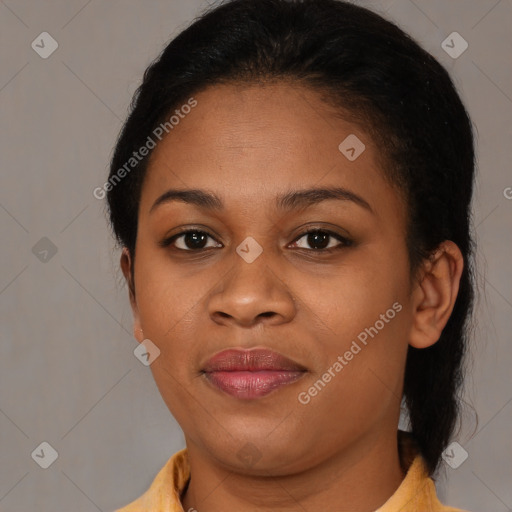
[140, 82, 403, 221]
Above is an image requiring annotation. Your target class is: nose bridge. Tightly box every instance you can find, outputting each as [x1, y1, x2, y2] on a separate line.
[208, 246, 295, 326]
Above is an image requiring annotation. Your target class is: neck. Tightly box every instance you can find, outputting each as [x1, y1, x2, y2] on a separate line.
[181, 428, 406, 512]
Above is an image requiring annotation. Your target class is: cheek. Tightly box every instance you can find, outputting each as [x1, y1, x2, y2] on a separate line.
[135, 248, 204, 332]
[302, 248, 411, 394]
[302, 250, 408, 340]
[133, 255, 206, 389]
[296, 304, 410, 440]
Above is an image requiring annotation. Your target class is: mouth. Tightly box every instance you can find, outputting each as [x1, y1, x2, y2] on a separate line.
[201, 347, 307, 400]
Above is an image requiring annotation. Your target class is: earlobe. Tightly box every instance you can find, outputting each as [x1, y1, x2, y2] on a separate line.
[120, 247, 143, 342]
[408, 241, 464, 349]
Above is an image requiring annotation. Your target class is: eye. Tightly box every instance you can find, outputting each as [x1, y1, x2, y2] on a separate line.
[289, 229, 352, 251]
[160, 228, 352, 253]
[159, 230, 222, 251]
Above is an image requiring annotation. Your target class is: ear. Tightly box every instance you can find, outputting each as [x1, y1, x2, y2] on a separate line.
[408, 240, 464, 349]
[120, 247, 143, 343]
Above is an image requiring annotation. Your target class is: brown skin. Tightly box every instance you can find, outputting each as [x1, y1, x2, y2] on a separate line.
[121, 83, 463, 512]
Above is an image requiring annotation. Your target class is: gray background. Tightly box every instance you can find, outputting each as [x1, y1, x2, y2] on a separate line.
[0, 1, 511, 511]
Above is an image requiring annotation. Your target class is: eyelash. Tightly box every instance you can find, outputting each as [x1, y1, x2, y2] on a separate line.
[159, 228, 353, 254]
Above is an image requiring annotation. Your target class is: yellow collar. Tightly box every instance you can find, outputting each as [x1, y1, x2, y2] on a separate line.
[115, 431, 467, 511]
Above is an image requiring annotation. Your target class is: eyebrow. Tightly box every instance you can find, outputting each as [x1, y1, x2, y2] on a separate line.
[149, 186, 373, 215]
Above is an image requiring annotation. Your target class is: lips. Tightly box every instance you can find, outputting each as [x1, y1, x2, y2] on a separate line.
[202, 348, 307, 372]
[201, 348, 307, 399]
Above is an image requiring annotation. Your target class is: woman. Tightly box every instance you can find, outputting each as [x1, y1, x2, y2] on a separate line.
[106, 0, 475, 510]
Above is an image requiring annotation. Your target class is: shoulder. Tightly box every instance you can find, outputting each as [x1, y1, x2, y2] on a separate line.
[378, 432, 471, 512]
[113, 448, 190, 512]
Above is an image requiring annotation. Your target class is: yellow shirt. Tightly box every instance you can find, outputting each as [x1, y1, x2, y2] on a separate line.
[115, 432, 468, 512]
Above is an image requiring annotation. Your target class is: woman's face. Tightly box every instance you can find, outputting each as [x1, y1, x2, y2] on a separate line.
[125, 82, 416, 475]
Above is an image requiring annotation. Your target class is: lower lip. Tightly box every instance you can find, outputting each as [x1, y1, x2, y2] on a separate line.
[203, 370, 305, 399]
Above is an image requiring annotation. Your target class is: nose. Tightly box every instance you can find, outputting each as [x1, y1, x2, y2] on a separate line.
[208, 255, 297, 328]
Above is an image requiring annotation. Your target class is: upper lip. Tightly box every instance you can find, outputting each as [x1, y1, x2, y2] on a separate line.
[202, 347, 307, 373]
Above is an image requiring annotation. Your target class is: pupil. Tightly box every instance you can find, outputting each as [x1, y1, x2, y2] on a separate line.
[308, 232, 329, 249]
[185, 232, 207, 249]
